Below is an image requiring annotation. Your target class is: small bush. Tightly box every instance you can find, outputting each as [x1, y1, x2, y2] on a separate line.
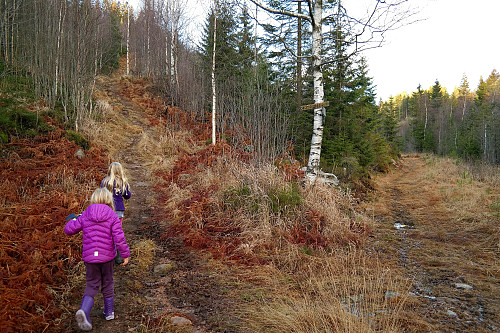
[0, 107, 50, 141]
[0, 131, 8, 144]
[268, 182, 302, 214]
[66, 130, 89, 150]
[46, 106, 67, 124]
[223, 185, 259, 213]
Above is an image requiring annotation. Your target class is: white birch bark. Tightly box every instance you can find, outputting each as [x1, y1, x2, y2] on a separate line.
[248, 0, 320, 178]
[306, 1, 325, 179]
[247, 0, 412, 181]
[54, 1, 65, 101]
[211, 3, 218, 145]
[127, 5, 130, 75]
[424, 98, 428, 142]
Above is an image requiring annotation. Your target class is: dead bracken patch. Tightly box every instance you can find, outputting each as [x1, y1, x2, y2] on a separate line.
[0, 128, 107, 332]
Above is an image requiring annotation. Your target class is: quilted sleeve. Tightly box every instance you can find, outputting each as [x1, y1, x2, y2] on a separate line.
[64, 214, 84, 235]
[111, 216, 130, 258]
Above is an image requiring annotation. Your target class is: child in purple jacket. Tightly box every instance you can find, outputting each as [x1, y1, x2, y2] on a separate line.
[100, 162, 131, 224]
[65, 187, 130, 331]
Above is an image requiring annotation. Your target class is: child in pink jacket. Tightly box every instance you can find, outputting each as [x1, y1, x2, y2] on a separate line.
[65, 187, 130, 331]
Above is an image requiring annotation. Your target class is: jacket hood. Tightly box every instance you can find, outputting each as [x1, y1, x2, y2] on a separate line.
[85, 204, 117, 223]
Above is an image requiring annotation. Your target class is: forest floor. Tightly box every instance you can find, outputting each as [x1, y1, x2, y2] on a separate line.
[1, 62, 498, 332]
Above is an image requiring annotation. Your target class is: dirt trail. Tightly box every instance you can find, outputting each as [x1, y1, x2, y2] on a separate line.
[64, 72, 229, 332]
[364, 155, 499, 332]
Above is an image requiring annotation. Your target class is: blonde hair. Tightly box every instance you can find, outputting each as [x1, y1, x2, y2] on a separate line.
[90, 187, 115, 210]
[102, 162, 130, 195]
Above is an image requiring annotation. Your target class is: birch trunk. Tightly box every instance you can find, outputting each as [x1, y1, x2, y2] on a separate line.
[211, 4, 217, 145]
[424, 98, 428, 143]
[306, 0, 325, 178]
[127, 6, 130, 75]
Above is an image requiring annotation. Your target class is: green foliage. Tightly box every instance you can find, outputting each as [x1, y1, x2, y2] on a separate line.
[223, 185, 259, 213]
[65, 130, 89, 150]
[0, 73, 70, 143]
[0, 73, 35, 99]
[385, 70, 500, 166]
[319, 51, 395, 177]
[268, 182, 302, 214]
[0, 74, 51, 142]
[0, 107, 50, 141]
[46, 105, 68, 125]
[99, 3, 123, 73]
[490, 201, 500, 216]
[300, 245, 313, 255]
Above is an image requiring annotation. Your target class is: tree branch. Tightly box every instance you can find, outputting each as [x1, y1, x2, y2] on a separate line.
[247, 0, 312, 22]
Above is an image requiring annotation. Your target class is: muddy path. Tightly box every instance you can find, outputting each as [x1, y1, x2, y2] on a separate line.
[64, 73, 233, 332]
[364, 155, 499, 332]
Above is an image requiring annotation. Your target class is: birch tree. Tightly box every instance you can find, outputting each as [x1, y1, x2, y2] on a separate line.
[248, 0, 416, 180]
[211, 1, 218, 145]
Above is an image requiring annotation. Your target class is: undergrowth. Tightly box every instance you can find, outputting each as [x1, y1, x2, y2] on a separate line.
[0, 129, 107, 332]
[0, 71, 108, 331]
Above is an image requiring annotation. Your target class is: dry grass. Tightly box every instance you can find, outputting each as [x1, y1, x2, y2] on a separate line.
[359, 153, 499, 331]
[160, 151, 411, 331]
[48, 260, 86, 324]
[134, 130, 201, 174]
[404, 154, 500, 254]
[80, 98, 134, 158]
[86, 69, 498, 332]
[131, 239, 157, 272]
[234, 247, 411, 333]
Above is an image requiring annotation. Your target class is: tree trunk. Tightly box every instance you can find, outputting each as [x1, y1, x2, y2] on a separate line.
[296, 1, 302, 107]
[424, 98, 428, 143]
[211, 4, 217, 145]
[127, 6, 130, 75]
[306, 0, 325, 178]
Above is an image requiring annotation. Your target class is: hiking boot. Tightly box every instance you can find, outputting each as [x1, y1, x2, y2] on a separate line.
[103, 297, 115, 320]
[76, 296, 93, 331]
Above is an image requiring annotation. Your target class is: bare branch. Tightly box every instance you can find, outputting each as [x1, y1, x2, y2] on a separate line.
[247, 0, 312, 22]
[246, 11, 310, 60]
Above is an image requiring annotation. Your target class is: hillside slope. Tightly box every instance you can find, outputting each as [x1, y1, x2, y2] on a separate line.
[65, 65, 225, 332]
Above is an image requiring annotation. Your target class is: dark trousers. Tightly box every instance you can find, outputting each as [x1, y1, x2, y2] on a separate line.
[84, 260, 114, 298]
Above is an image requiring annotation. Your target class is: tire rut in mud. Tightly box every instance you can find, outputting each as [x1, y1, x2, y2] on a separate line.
[369, 157, 499, 332]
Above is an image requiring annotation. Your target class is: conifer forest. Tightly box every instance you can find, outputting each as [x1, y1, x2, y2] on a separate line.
[2, 1, 498, 171]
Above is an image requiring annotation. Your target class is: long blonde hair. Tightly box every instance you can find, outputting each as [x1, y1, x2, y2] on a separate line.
[102, 162, 130, 195]
[90, 188, 115, 210]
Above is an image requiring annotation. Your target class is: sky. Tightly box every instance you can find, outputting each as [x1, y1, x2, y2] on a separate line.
[127, 0, 499, 101]
[363, 0, 500, 101]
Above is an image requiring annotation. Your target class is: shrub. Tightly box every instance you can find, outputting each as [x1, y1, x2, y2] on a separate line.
[0, 106, 50, 141]
[268, 182, 302, 214]
[223, 185, 259, 213]
[65, 130, 89, 150]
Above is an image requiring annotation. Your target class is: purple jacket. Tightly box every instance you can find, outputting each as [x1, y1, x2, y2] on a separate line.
[100, 180, 131, 211]
[65, 204, 130, 263]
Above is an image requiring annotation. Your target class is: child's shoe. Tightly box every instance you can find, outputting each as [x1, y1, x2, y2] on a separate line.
[103, 297, 115, 320]
[76, 296, 94, 331]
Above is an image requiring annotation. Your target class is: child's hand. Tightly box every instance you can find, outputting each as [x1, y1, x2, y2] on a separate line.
[122, 257, 129, 266]
[65, 213, 78, 221]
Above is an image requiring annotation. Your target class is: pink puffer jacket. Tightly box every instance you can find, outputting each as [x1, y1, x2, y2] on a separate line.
[65, 203, 130, 263]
